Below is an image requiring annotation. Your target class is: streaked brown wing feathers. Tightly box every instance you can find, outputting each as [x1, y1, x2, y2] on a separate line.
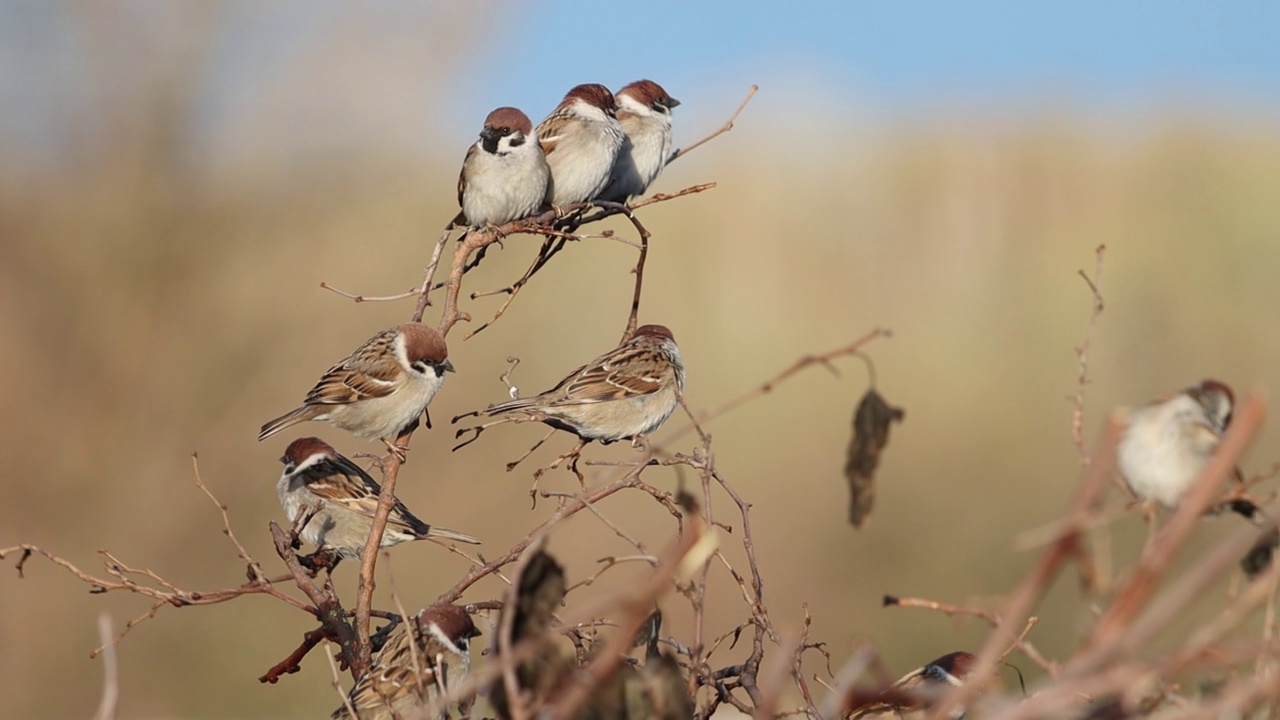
[304, 331, 401, 405]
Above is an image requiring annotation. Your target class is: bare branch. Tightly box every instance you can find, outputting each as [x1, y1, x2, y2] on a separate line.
[668, 85, 759, 163]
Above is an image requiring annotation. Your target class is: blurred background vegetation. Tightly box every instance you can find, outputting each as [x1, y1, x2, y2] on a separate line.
[3, 3, 1279, 718]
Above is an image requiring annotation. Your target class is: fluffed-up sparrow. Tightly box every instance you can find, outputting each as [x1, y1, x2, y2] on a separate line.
[1117, 379, 1236, 508]
[333, 603, 481, 720]
[455, 324, 684, 445]
[536, 83, 624, 207]
[258, 323, 454, 446]
[277, 437, 480, 560]
[599, 79, 680, 203]
[454, 106, 550, 228]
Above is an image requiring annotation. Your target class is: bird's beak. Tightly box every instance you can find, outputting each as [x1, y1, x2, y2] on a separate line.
[441, 360, 456, 374]
[663, 96, 681, 109]
[479, 127, 500, 142]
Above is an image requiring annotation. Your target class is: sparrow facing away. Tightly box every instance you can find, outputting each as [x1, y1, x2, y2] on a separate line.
[1117, 379, 1236, 508]
[599, 79, 680, 204]
[847, 651, 977, 720]
[277, 437, 480, 560]
[455, 324, 685, 446]
[334, 603, 481, 720]
[258, 323, 454, 445]
[454, 106, 550, 228]
[536, 83, 625, 207]
[489, 552, 693, 720]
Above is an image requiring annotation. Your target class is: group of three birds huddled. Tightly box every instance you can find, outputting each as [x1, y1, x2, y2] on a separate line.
[455, 79, 680, 229]
[254, 80, 688, 719]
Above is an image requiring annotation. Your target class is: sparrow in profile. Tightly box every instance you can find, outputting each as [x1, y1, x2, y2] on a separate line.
[277, 437, 480, 560]
[454, 106, 550, 228]
[454, 324, 685, 447]
[847, 651, 977, 719]
[536, 83, 624, 207]
[258, 323, 454, 450]
[1117, 379, 1237, 508]
[334, 603, 481, 720]
[599, 80, 680, 204]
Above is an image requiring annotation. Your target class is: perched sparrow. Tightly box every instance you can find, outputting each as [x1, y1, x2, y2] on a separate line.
[455, 324, 685, 446]
[277, 437, 480, 560]
[258, 323, 454, 446]
[599, 80, 680, 203]
[536, 83, 624, 207]
[1117, 379, 1236, 508]
[454, 106, 550, 228]
[622, 609, 695, 720]
[334, 603, 481, 720]
[847, 651, 977, 719]
[490, 549, 694, 720]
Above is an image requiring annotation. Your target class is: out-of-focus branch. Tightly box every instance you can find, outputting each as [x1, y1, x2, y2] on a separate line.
[91, 612, 118, 720]
[1078, 391, 1268, 663]
[929, 415, 1125, 720]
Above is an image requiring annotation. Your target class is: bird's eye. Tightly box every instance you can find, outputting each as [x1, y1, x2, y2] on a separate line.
[500, 127, 512, 136]
[924, 665, 946, 681]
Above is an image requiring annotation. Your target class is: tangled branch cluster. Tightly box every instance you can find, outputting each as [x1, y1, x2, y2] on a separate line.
[7, 91, 1280, 720]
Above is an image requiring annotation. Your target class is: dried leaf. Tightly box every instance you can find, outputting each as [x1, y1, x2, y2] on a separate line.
[844, 389, 905, 528]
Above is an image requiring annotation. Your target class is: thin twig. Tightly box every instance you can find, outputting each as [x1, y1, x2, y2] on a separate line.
[660, 328, 892, 448]
[1070, 244, 1106, 462]
[668, 85, 759, 163]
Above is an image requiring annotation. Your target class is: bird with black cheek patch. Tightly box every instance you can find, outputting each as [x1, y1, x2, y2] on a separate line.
[453, 324, 685, 456]
[454, 106, 550, 229]
[276, 437, 480, 562]
[600, 79, 680, 204]
[333, 603, 481, 720]
[536, 83, 625, 208]
[258, 323, 454, 458]
[847, 651, 978, 719]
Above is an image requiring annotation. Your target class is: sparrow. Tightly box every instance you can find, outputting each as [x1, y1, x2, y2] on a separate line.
[1117, 379, 1236, 508]
[277, 437, 480, 560]
[536, 83, 625, 207]
[454, 106, 550, 228]
[621, 609, 695, 720]
[258, 323, 454, 447]
[334, 603, 481, 720]
[599, 80, 680, 204]
[847, 651, 977, 719]
[455, 324, 685, 446]
[490, 550, 693, 720]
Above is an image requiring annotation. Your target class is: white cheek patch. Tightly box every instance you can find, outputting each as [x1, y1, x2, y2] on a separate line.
[427, 621, 466, 657]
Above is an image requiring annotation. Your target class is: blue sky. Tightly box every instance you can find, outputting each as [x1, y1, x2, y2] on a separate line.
[2, 1, 1278, 175]
[472, 0, 1280, 116]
